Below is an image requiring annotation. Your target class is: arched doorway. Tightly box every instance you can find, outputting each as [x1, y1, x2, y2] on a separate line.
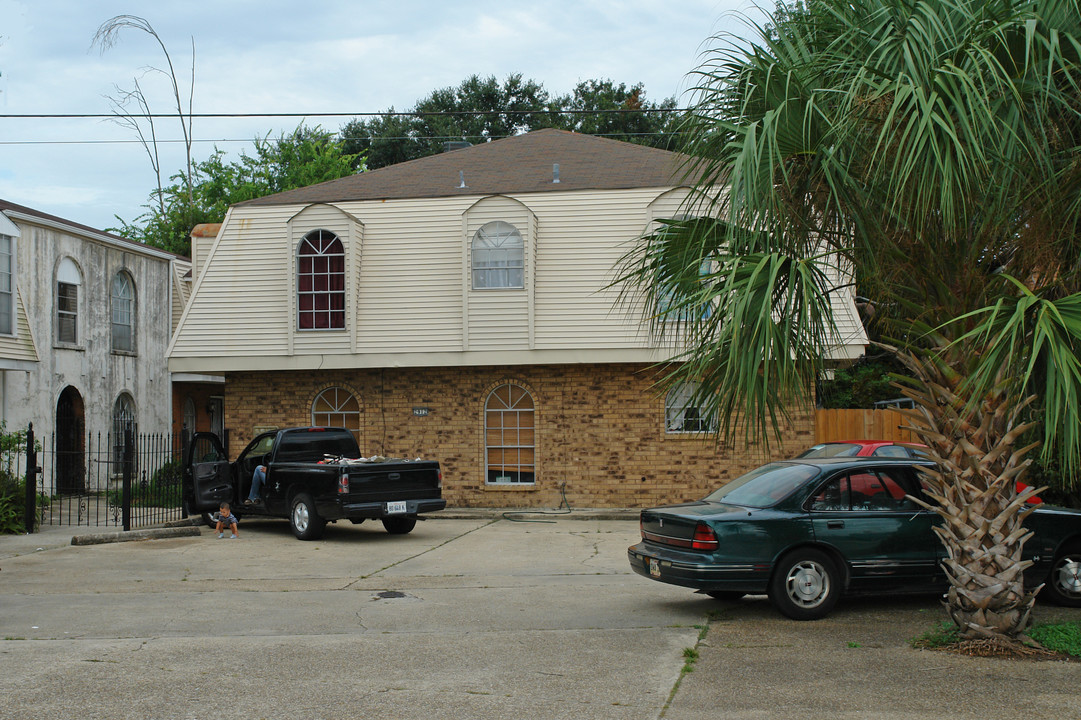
[55, 386, 85, 494]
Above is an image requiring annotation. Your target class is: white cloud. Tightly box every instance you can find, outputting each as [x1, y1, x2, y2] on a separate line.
[1, 0, 756, 233]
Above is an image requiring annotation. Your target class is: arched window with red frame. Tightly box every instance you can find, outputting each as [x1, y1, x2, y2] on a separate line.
[297, 229, 345, 330]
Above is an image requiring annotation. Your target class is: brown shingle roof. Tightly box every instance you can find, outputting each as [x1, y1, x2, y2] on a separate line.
[237, 128, 696, 207]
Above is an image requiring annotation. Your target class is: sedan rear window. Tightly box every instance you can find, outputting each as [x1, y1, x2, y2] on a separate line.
[798, 443, 861, 458]
[702, 463, 821, 508]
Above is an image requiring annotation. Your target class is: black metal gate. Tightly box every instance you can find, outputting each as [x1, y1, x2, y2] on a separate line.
[18, 424, 186, 531]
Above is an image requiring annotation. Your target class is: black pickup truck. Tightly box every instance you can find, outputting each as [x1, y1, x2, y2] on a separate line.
[182, 427, 446, 540]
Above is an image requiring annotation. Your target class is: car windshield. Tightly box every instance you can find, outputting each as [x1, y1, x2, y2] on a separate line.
[702, 462, 821, 508]
[798, 443, 861, 458]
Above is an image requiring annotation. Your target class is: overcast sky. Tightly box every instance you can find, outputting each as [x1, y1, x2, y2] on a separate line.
[0, 0, 764, 235]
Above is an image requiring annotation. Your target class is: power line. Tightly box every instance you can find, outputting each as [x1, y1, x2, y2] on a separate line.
[0, 130, 687, 147]
[0, 107, 692, 120]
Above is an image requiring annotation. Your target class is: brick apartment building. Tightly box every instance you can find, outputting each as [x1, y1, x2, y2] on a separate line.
[169, 130, 866, 508]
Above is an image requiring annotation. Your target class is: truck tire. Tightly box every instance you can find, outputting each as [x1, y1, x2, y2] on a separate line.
[290, 493, 326, 540]
[382, 516, 417, 535]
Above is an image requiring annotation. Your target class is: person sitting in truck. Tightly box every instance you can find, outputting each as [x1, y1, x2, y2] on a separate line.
[245, 464, 266, 505]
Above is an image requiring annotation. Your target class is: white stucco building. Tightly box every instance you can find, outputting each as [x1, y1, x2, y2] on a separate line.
[0, 199, 188, 491]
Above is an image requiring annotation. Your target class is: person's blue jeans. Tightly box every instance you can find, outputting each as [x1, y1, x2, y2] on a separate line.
[248, 465, 266, 501]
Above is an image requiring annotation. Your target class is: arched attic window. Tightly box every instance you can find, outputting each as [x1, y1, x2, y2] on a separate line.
[297, 230, 345, 330]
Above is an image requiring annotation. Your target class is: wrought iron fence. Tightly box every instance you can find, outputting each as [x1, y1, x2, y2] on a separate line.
[10, 425, 188, 531]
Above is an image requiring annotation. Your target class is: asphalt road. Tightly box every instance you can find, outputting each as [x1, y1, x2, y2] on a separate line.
[1, 515, 1078, 720]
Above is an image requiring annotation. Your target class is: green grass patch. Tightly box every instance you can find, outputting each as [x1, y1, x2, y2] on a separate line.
[910, 621, 961, 649]
[1029, 622, 1081, 657]
[912, 621, 1081, 658]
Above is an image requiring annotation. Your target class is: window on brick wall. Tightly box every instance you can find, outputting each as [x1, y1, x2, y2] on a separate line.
[485, 384, 535, 484]
[665, 382, 717, 433]
[311, 386, 362, 447]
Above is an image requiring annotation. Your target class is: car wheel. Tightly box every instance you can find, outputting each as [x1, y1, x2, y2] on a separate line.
[290, 493, 326, 540]
[705, 590, 745, 601]
[769, 549, 839, 620]
[1043, 544, 1081, 607]
[382, 516, 417, 535]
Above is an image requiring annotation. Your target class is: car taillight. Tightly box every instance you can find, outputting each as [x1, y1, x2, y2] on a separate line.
[338, 473, 349, 495]
[691, 523, 719, 551]
[437, 470, 442, 490]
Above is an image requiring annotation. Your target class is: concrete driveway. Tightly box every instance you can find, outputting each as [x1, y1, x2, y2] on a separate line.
[1, 515, 1078, 719]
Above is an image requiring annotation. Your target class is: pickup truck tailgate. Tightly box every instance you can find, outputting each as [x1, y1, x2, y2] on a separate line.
[346, 461, 441, 503]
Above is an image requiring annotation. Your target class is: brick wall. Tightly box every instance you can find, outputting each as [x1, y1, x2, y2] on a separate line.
[225, 363, 815, 509]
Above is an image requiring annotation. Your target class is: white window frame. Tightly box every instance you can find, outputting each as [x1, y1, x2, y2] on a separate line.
[111, 270, 135, 353]
[471, 221, 524, 290]
[0, 234, 13, 336]
[56, 257, 81, 345]
[297, 229, 346, 331]
[311, 387, 362, 447]
[665, 382, 718, 434]
[484, 384, 536, 484]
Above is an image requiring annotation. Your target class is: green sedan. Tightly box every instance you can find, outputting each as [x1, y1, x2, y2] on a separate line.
[627, 458, 1081, 620]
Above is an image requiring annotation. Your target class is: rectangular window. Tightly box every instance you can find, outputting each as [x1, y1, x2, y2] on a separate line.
[0, 236, 11, 335]
[57, 282, 77, 343]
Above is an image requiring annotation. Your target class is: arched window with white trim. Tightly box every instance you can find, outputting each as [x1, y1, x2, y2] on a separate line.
[485, 384, 535, 483]
[56, 257, 81, 344]
[471, 221, 524, 289]
[111, 270, 135, 352]
[297, 230, 345, 330]
[311, 387, 362, 446]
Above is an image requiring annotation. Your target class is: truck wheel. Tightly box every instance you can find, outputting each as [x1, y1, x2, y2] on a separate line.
[290, 493, 326, 540]
[768, 548, 839, 620]
[382, 516, 417, 535]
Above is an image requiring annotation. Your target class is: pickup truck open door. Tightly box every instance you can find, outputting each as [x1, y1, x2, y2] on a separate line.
[184, 432, 234, 515]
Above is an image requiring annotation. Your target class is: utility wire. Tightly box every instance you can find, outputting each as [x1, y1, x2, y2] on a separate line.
[0, 130, 688, 147]
[0, 107, 693, 120]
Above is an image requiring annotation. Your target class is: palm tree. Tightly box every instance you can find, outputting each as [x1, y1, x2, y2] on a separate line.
[622, 0, 1081, 641]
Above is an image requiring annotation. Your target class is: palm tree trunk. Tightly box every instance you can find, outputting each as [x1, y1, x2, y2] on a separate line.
[894, 348, 1043, 639]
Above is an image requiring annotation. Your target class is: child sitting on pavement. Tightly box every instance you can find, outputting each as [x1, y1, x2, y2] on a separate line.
[215, 502, 238, 539]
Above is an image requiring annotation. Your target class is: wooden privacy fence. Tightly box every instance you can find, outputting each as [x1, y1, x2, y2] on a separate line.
[814, 408, 919, 443]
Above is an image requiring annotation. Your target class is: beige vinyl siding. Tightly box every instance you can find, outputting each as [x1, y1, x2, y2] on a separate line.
[529, 189, 660, 349]
[349, 199, 465, 352]
[0, 288, 39, 363]
[171, 208, 297, 357]
[170, 185, 868, 369]
[170, 260, 192, 336]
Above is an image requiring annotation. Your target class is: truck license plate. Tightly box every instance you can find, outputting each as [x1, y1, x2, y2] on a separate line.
[385, 501, 407, 515]
[649, 557, 661, 577]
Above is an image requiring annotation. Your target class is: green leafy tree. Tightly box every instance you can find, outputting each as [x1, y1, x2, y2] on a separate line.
[549, 79, 680, 149]
[620, 0, 1081, 643]
[341, 74, 677, 170]
[113, 125, 360, 255]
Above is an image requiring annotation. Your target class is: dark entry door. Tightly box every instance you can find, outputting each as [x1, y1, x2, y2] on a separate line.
[55, 386, 85, 494]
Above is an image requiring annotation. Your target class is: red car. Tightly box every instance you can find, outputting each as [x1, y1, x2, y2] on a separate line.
[798, 440, 927, 460]
[798, 441, 1042, 503]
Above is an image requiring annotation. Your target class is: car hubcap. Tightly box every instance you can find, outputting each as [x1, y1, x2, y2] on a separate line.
[786, 560, 830, 608]
[1053, 555, 1081, 599]
[293, 504, 309, 532]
